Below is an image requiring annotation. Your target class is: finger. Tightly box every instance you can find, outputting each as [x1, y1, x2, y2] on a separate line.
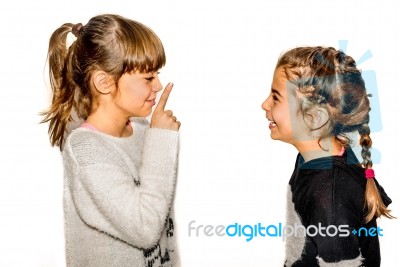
[171, 116, 177, 122]
[165, 110, 173, 116]
[155, 82, 173, 112]
[176, 121, 181, 129]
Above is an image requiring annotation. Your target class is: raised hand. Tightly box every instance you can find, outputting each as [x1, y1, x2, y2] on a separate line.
[150, 83, 181, 131]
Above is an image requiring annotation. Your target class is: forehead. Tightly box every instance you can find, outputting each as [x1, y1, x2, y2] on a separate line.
[273, 66, 300, 94]
[272, 67, 290, 93]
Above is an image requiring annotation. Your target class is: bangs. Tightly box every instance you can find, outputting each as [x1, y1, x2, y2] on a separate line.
[119, 20, 166, 74]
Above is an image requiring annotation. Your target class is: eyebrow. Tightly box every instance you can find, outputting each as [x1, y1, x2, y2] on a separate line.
[271, 88, 282, 97]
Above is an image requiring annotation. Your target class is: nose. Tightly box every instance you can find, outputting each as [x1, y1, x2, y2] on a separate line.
[261, 94, 272, 111]
[153, 75, 163, 92]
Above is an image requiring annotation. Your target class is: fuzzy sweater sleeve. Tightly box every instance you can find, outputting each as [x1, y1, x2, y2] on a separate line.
[64, 127, 179, 249]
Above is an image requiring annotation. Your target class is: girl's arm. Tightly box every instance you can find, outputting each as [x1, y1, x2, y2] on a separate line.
[64, 127, 179, 249]
[306, 171, 373, 266]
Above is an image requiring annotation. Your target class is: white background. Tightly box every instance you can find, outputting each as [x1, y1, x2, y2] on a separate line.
[1, 0, 399, 266]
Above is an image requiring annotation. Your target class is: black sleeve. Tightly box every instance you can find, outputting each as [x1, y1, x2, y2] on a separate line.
[305, 168, 366, 266]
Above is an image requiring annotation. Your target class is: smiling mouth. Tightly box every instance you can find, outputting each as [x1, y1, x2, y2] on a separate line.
[267, 118, 277, 128]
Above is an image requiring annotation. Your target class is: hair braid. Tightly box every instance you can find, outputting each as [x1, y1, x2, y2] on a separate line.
[358, 123, 394, 222]
[359, 123, 372, 168]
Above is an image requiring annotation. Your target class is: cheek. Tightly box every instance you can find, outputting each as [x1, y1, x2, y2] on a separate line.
[140, 86, 152, 100]
[276, 103, 302, 136]
[129, 86, 152, 103]
[273, 104, 291, 124]
[286, 97, 303, 129]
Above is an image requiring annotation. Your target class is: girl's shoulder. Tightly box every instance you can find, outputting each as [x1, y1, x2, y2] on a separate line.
[64, 125, 134, 162]
[66, 127, 111, 148]
[292, 149, 366, 203]
[295, 148, 365, 182]
[299, 155, 365, 193]
[63, 128, 113, 165]
[64, 118, 150, 163]
[66, 117, 150, 146]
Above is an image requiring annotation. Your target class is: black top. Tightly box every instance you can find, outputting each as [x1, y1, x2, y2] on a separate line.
[284, 148, 392, 267]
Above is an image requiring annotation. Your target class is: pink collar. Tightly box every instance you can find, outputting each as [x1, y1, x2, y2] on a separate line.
[339, 146, 345, 156]
[80, 122, 98, 131]
[80, 120, 132, 132]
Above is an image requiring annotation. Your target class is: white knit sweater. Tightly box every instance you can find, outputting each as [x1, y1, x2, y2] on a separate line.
[62, 117, 180, 267]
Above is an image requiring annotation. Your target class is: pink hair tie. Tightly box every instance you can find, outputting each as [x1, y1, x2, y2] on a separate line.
[365, 168, 375, 179]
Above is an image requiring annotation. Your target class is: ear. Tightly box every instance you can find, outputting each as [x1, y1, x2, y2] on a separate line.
[92, 70, 113, 95]
[305, 106, 329, 131]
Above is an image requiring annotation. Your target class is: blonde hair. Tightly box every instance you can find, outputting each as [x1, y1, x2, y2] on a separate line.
[277, 46, 393, 222]
[41, 14, 166, 149]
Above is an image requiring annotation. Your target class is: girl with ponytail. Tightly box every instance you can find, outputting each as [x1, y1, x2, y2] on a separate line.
[42, 14, 180, 266]
[261, 46, 393, 266]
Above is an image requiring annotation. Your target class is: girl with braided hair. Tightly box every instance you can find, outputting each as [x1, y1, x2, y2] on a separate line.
[261, 46, 393, 266]
[42, 14, 180, 266]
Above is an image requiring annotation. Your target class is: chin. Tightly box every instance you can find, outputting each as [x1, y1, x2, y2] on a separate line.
[271, 136, 283, 142]
[270, 132, 279, 140]
[270, 134, 288, 144]
[134, 109, 152, 118]
[142, 111, 152, 118]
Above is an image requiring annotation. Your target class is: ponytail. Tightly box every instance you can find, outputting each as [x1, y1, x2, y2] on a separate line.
[358, 123, 394, 222]
[41, 23, 79, 149]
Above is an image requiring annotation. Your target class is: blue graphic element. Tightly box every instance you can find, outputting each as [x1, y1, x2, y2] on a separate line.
[356, 50, 373, 66]
[362, 70, 383, 132]
[339, 40, 382, 164]
[338, 40, 348, 56]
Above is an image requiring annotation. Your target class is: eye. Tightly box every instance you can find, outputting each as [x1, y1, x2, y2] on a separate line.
[145, 72, 160, 82]
[273, 94, 279, 102]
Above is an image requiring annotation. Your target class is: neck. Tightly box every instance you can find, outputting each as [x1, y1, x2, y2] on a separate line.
[293, 137, 343, 162]
[86, 106, 132, 137]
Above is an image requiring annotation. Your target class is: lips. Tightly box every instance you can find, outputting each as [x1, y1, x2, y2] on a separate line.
[269, 120, 277, 129]
[146, 99, 156, 106]
[266, 116, 277, 129]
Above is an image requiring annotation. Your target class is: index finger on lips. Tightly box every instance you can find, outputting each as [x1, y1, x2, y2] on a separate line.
[155, 82, 173, 112]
